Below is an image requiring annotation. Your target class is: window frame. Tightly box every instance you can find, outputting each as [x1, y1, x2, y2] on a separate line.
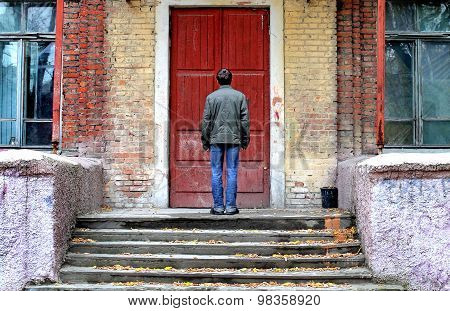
[384, 1, 450, 148]
[0, 0, 55, 148]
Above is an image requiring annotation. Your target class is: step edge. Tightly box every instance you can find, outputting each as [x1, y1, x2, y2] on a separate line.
[77, 215, 355, 221]
[66, 252, 365, 262]
[68, 241, 361, 248]
[59, 266, 373, 279]
[72, 229, 338, 235]
[25, 282, 405, 291]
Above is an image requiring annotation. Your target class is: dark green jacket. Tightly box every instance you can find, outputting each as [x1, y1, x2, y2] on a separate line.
[201, 85, 250, 150]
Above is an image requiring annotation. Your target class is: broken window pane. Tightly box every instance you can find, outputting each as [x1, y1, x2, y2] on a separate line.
[421, 41, 450, 119]
[385, 41, 414, 119]
[0, 41, 18, 145]
[26, 2, 56, 33]
[423, 121, 450, 145]
[418, 1, 450, 32]
[0, 2, 21, 33]
[25, 41, 54, 120]
[386, 0, 415, 31]
[384, 121, 414, 145]
[25, 121, 52, 145]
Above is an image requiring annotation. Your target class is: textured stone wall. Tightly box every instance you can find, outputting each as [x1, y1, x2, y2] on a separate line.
[336, 0, 378, 160]
[336, 155, 371, 212]
[353, 153, 450, 290]
[0, 150, 103, 291]
[284, 0, 338, 207]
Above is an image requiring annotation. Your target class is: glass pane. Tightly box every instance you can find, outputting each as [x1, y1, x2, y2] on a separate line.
[1, 41, 18, 145]
[418, 1, 450, 32]
[25, 122, 52, 145]
[0, 41, 18, 120]
[385, 41, 414, 119]
[0, 2, 21, 33]
[423, 121, 450, 145]
[25, 42, 54, 119]
[0, 121, 17, 145]
[26, 2, 56, 33]
[385, 121, 414, 145]
[386, 0, 415, 31]
[421, 41, 450, 119]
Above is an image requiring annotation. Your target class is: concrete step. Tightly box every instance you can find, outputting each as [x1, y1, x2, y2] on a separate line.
[72, 228, 346, 243]
[26, 208, 404, 291]
[65, 253, 365, 269]
[68, 240, 361, 256]
[59, 265, 373, 284]
[76, 209, 354, 230]
[26, 282, 405, 291]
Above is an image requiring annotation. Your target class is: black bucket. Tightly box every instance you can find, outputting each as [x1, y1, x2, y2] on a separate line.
[320, 187, 338, 209]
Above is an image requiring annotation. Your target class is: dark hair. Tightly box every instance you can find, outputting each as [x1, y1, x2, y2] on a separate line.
[216, 68, 232, 85]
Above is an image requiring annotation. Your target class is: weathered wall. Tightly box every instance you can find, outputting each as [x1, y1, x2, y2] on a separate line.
[336, 0, 378, 160]
[62, 0, 108, 154]
[0, 150, 102, 291]
[102, 0, 155, 208]
[336, 155, 371, 212]
[285, 0, 338, 207]
[61, 0, 341, 208]
[61, 0, 156, 208]
[353, 153, 450, 290]
[60, 0, 380, 209]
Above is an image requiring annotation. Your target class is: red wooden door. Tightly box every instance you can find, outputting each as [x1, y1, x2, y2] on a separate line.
[170, 8, 270, 208]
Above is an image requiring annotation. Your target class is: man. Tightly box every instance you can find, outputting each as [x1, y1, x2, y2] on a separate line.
[201, 68, 250, 215]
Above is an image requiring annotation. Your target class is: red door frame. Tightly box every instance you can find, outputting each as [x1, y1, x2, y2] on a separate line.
[52, 0, 64, 152]
[376, 0, 386, 151]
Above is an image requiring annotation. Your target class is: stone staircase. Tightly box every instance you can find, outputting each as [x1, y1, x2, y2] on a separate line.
[27, 208, 403, 291]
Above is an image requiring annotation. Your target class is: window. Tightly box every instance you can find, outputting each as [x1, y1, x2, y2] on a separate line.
[385, 0, 450, 146]
[0, 1, 55, 147]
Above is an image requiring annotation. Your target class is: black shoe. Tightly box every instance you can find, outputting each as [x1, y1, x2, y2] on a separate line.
[224, 209, 239, 215]
[210, 208, 225, 215]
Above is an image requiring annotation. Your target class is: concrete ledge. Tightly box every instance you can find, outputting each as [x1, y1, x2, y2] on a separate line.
[337, 156, 372, 212]
[0, 150, 103, 290]
[354, 153, 450, 290]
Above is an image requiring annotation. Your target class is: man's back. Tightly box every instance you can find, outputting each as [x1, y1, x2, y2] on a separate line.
[201, 85, 250, 149]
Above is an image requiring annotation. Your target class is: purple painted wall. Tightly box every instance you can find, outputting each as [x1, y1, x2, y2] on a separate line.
[0, 150, 103, 290]
[350, 153, 450, 290]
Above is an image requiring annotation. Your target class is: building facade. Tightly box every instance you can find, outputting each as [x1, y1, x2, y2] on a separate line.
[0, 0, 448, 208]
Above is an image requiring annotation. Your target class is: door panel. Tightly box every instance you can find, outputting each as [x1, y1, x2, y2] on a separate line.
[174, 12, 220, 70]
[170, 8, 270, 208]
[174, 73, 217, 130]
[222, 10, 266, 70]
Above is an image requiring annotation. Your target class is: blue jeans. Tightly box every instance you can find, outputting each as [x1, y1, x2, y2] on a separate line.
[210, 144, 240, 212]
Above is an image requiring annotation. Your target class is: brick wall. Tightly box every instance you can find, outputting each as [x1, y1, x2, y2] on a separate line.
[336, 0, 378, 161]
[60, 0, 378, 208]
[61, 0, 155, 208]
[61, 0, 107, 155]
[284, 0, 338, 207]
[103, 0, 155, 208]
